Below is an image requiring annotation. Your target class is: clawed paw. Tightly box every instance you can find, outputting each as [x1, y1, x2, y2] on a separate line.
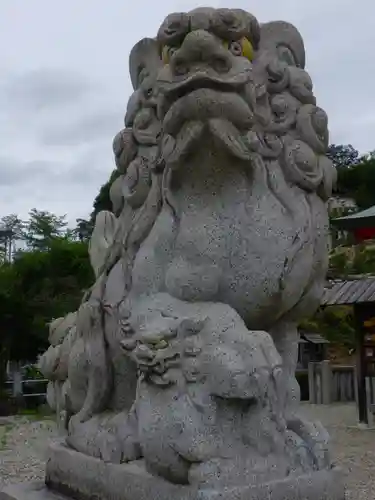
[287, 415, 331, 470]
[67, 413, 83, 436]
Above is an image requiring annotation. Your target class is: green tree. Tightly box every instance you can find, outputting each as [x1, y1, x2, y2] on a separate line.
[23, 209, 68, 250]
[0, 234, 93, 397]
[74, 218, 94, 242]
[0, 214, 24, 262]
[0, 262, 28, 393]
[327, 144, 360, 169]
[300, 306, 355, 348]
[90, 169, 120, 224]
[336, 153, 375, 208]
[12, 237, 93, 335]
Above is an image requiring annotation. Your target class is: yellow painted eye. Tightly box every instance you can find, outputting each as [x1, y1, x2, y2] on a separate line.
[161, 46, 178, 65]
[241, 37, 254, 61]
[162, 46, 170, 64]
[222, 40, 229, 49]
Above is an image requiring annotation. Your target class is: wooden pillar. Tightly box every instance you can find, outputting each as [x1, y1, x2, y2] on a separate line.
[354, 304, 368, 424]
[321, 360, 332, 404]
[9, 361, 23, 398]
[308, 362, 316, 404]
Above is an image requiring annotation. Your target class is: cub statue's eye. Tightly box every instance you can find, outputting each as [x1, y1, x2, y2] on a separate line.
[161, 45, 177, 64]
[224, 37, 254, 61]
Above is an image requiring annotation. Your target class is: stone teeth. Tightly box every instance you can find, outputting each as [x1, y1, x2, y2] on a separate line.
[154, 340, 169, 349]
[120, 339, 137, 351]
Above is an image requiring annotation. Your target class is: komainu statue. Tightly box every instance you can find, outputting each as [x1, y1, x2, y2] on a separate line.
[9, 8, 345, 500]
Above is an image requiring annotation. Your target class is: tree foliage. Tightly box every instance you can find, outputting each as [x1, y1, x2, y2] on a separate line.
[335, 153, 375, 209]
[90, 169, 119, 225]
[301, 243, 375, 350]
[329, 244, 375, 276]
[300, 306, 356, 348]
[0, 211, 94, 394]
[327, 143, 360, 169]
[22, 208, 68, 250]
[0, 214, 24, 263]
[74, 218, 94, 242]
[327, 144, 375, 209]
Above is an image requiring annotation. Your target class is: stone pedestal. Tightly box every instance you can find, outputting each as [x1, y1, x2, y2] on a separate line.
[1, 442, 345, 500]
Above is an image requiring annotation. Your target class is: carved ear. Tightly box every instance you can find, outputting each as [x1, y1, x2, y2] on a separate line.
[89, 210, 117, 278]
[129, 38, 162, 90]
[48, 313, 77, 346]
[109, 176, 124, 215]
[48, 317, 64, 336]
[258, 21, 305, 69]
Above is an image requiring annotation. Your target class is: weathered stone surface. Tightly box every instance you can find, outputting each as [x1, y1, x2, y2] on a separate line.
[0, 483, 66, 500]
[0, 443, 344, 500]
[88, 210, 117, 278]
[12, 5, 344, 499]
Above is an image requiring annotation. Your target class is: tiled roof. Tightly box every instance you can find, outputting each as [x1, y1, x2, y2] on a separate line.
[331, 205, 375, 229]
[321, 277, 375, 306]
[299, 332, 330, 344]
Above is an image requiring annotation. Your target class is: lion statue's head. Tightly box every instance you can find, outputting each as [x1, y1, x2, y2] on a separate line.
[107, 8, 336, 328]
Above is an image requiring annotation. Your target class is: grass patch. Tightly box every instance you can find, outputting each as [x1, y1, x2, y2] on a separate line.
[17, 405, 54, 421]
[0, 423, 14, 450]
[0, 427, 6, 449]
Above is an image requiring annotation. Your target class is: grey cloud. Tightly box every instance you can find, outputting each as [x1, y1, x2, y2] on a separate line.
[2, 68, 96, 112]
[0, 157, 64, 187]
[40, 109, 123, 146]
[0, 149, 111, 190]
[12, 151, 113, 222]
[0, 148, 112, 222]
[60, 156, 113, 187]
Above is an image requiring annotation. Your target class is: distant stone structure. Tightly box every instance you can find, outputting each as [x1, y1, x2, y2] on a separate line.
[328, 195, 357, 248]
[328, 196, 357, 216]
[1, 7, 344, 500]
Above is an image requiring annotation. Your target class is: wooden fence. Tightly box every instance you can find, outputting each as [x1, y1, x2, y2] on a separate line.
[4, 361, 375, 424]
[5, 363, 357, 405]
[5, 377, 48, 402]
[308, 361, 357, 404]
[365, 376, 375, 426]
[308, 360, 375, 424]
[2, 363, 362, 405]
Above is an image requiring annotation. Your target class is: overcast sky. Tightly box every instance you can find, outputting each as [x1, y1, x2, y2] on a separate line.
[0, 0, 373, 226]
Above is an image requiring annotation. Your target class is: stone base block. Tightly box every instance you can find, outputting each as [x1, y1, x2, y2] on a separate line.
[0, 483, 65, 500]
[1, 442, 345, 500]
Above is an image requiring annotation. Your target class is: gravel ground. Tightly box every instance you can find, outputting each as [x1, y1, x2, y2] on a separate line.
[0, 416, 56, 486]
[300, 403, 375, 500]
[0, 404, 374, 499]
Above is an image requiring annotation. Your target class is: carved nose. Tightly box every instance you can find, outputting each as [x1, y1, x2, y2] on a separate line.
[170, 30, 232, 76]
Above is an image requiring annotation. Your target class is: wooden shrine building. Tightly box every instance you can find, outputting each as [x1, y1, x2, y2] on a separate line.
[326, 206, 375, 424]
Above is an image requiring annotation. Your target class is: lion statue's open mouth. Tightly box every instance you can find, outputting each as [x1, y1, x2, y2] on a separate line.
[159, 80, 255, 136]
[158, 71, 255, 135]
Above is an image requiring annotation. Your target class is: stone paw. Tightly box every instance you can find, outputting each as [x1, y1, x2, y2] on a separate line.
[96, 430, 142, 464]
[287, 414, 331, 470]
[67, 412, 85, 435]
